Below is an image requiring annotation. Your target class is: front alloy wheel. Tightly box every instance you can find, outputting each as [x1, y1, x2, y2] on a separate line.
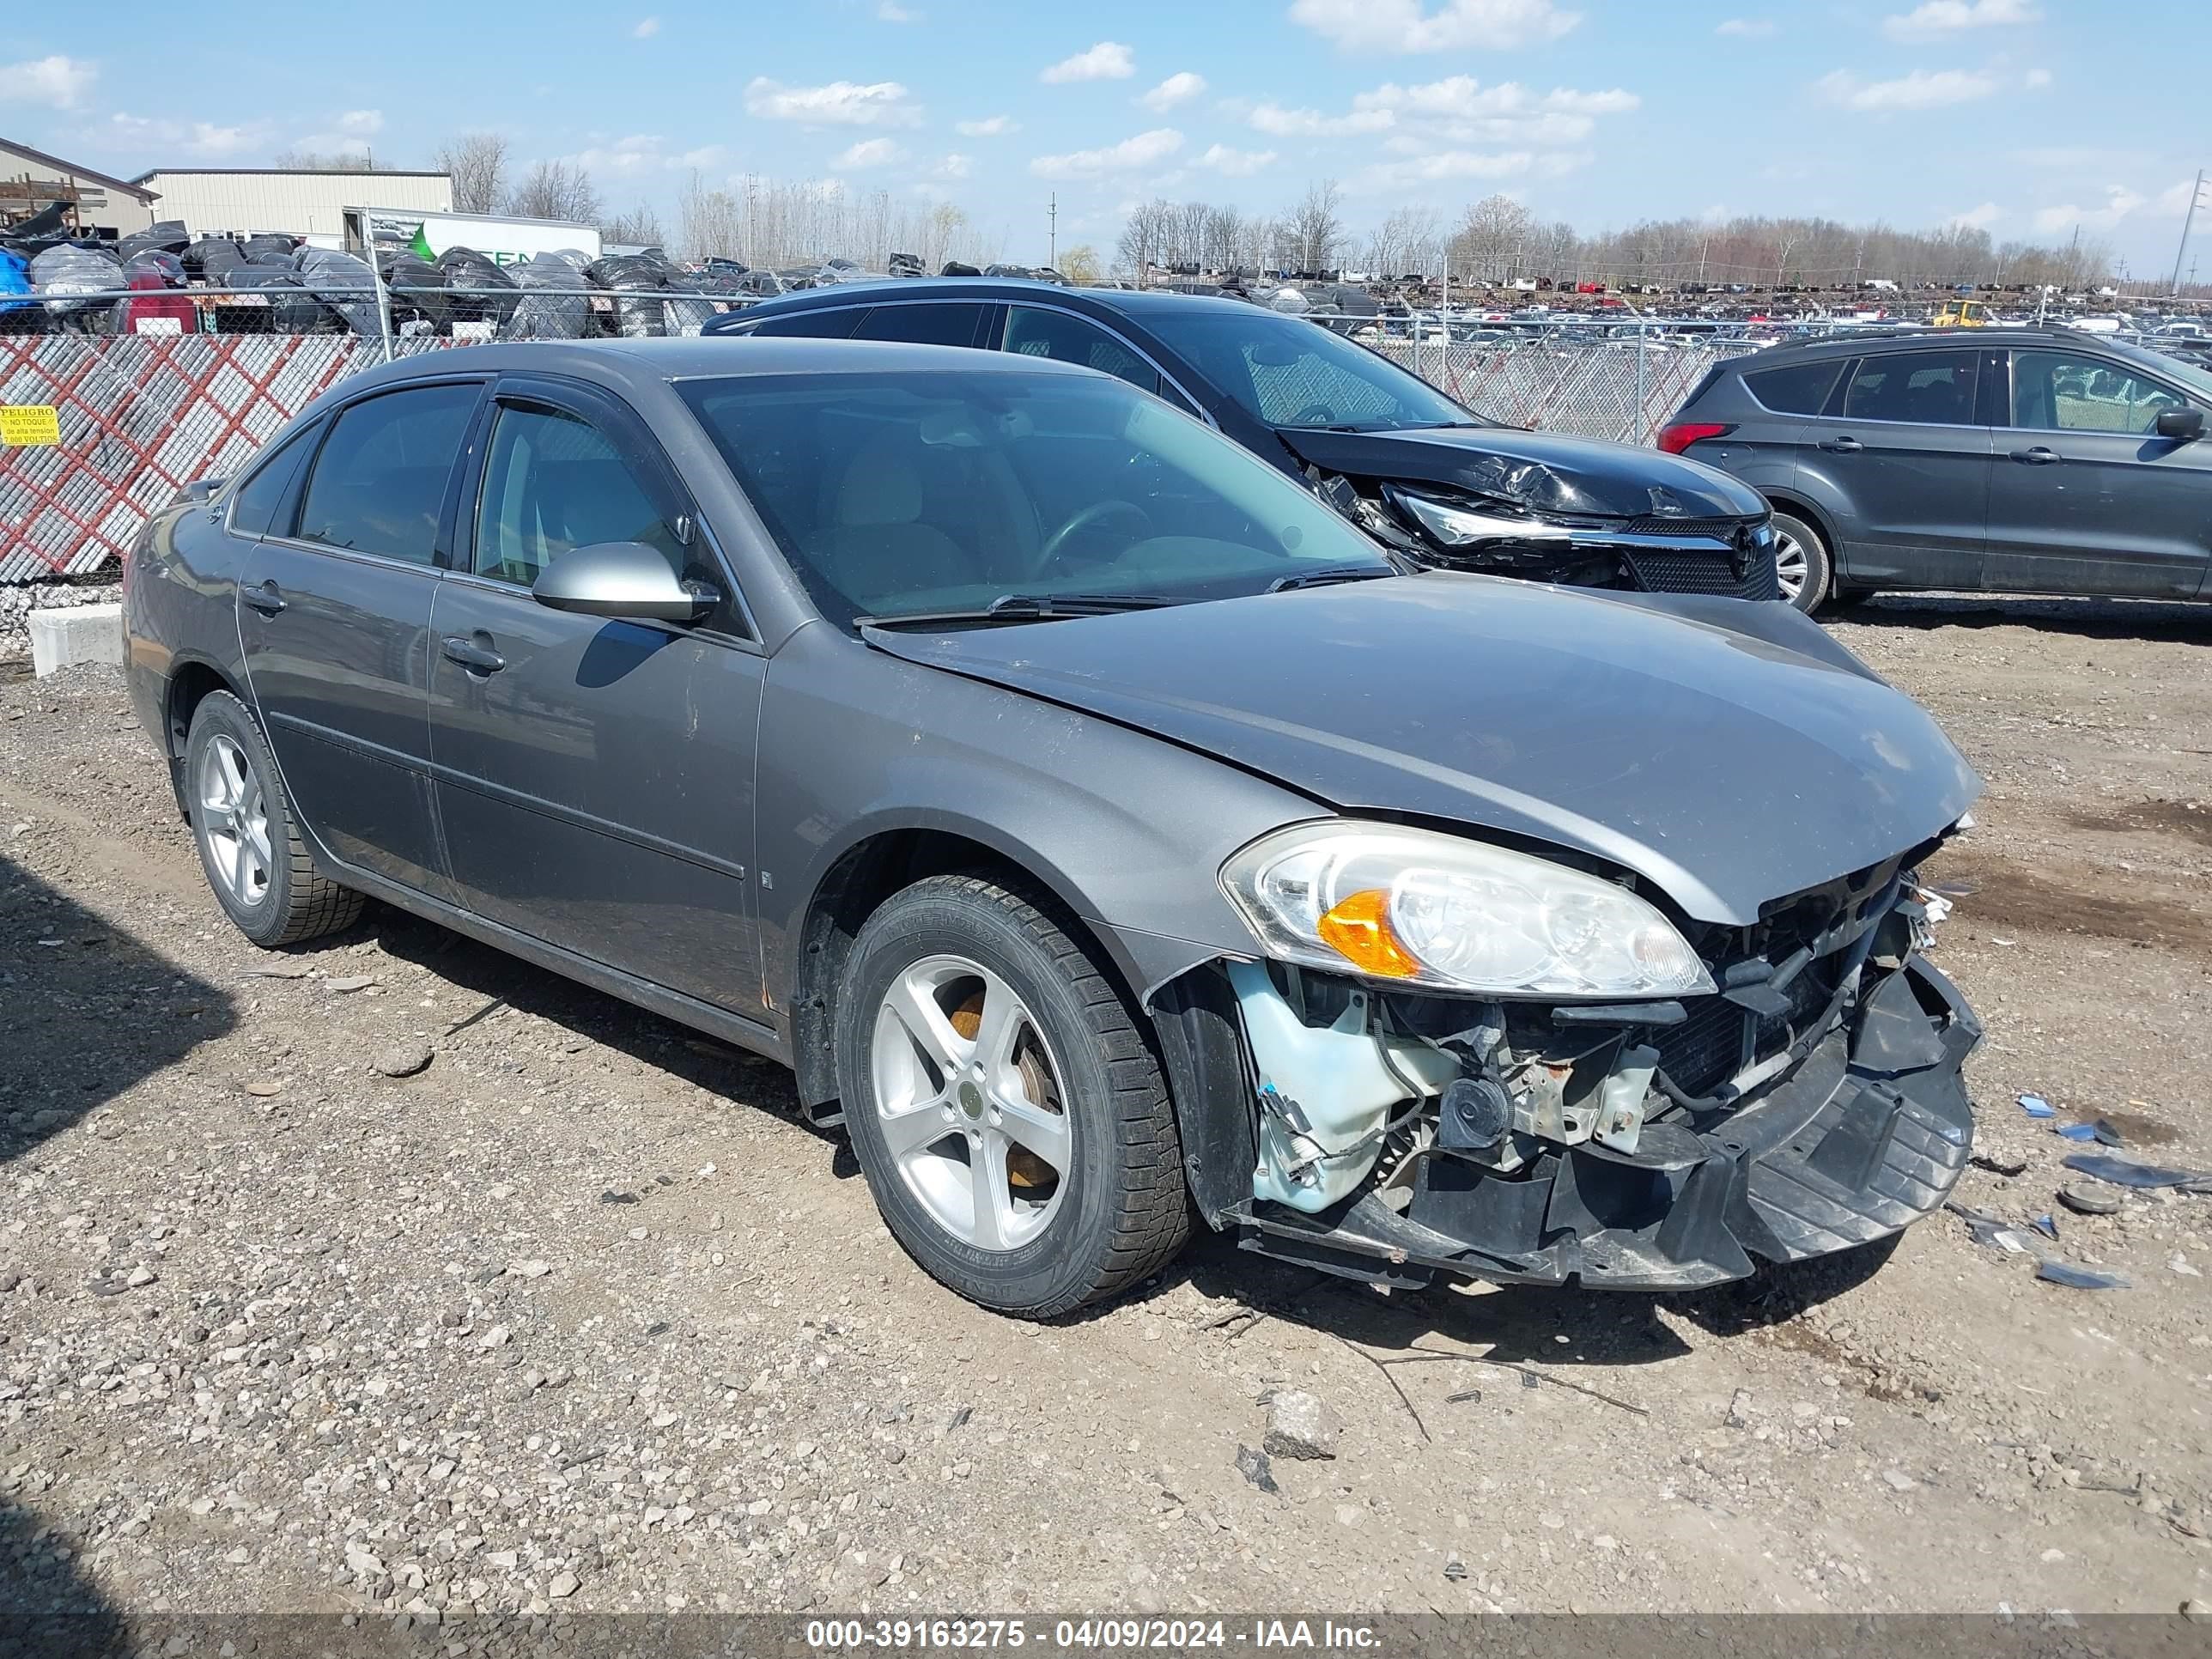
[1769, 510, 1832, 615]
[836, 873, 1188, 1317]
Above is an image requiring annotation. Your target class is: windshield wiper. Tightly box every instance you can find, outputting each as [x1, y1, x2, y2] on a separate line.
[857, 592, 1182, 629]
[1264, 564, 1398, 592]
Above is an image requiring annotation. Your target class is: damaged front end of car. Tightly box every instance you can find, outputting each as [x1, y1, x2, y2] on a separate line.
[1152, 829, 1980, 1292]
[1304, 456, 1783, 601]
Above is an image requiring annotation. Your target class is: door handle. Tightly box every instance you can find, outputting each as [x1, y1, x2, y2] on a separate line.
[243, 580, 286, 616]
[1819, 435, 1864, 454]
[441, 635, 506, 674]
[2009, 446, 2061, 465]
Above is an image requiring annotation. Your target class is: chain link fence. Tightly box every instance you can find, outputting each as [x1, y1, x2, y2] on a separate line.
[3, 296, 1764, 583]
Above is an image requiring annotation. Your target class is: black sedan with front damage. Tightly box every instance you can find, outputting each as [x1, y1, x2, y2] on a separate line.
[123, 337, 1978, 1318]
[706, 282, 1785, 602]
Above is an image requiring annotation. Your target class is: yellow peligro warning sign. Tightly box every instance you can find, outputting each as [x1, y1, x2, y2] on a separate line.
[0, 405, 62, 447]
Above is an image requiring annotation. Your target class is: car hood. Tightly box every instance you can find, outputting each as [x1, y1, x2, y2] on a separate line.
[864, 574, 1979, 926]
[1274, 423, 1767, 520]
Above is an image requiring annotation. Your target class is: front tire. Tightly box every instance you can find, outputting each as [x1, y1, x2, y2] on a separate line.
[185, 690, 362, 947]
[834, 873, 1189, 1317]
[1771, 511, 1832, 615]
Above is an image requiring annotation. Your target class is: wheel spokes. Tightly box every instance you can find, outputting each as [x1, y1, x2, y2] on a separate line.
[992, 1087, 1070, 1173]
[879, 1094, 953, 1160]
[883, 970, 967, 1081]
[969, 1133, 1013, 1251]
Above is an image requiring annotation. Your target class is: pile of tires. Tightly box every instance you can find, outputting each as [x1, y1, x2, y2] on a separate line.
[435, 246, 520, 331]
[299, 248, 381, 337]
[30, 244, 123, 327]
[376, 251, 449, 335]
[506, 252, 590, 340]
[586, 252, 678, 337]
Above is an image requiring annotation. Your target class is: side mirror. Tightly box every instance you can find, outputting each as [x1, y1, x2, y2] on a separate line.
[532, 541, 717, 623]
[2154, 407, 2204, 441]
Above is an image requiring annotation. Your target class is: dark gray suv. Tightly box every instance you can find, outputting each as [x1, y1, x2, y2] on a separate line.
[1660, 327, 2212, 611]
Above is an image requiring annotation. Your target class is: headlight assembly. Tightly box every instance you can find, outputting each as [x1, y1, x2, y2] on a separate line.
[1387, 487, 1571, 550]
[1221, 821, 1714, 998]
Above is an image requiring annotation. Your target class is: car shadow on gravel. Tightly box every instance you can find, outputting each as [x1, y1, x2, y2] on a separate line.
[0, 1494, 126, 1658]
[0, 851, 236, 1166]
[361, 904, 809, 1116]
[1832, 592, 2212, 643]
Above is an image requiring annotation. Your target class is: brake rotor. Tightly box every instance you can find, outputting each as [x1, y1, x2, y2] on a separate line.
[949, 988, 1062, 1192]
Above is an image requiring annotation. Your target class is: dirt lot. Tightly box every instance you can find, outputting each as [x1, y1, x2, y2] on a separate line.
[1, 594, 2209, 1623]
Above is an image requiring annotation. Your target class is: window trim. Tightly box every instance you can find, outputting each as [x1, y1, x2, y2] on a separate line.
[1737, 355, 1850, 418]
[850, 299, 996, 349]
[222, 416, 324, 540]
[459, 373, 762, 648]
[1999, 346, 2201, 438]
[268, 378, 490, 571]
[1826, 346, 1987, 430]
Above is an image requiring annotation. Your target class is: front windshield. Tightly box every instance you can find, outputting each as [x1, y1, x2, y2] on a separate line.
[1145, 307, 1490, 433]
[2124, 340, 2212, 404]
[678, 369, 1394, 628]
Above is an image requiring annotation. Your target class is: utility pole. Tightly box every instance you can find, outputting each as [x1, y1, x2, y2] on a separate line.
[1048, 193, 1057, 270]
[2172, 169, 2204, 295]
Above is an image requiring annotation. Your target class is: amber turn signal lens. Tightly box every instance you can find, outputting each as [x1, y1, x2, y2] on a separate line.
[1316, 888, 1421, 979]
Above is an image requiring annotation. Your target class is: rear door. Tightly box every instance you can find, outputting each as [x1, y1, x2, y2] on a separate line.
[1984, 345, 2212, 597]
[239, 377, 484, 899]
[1796, 347, 1990, 590]
[424, 374, 765, 1013]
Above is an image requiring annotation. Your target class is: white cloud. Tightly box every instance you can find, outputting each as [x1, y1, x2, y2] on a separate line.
[1029, 127, 1182, 179]
[1814, 68, 1997, 111]
[2032, 185, 2145, 234]
[337, 110, 384, 136]
[103, 110, 270, 158]
[1140, 71, 1206, 112]
[1947, 201, 2003, 229]
[1352, 76, 1637, 118]
[954, 114, 1016, 137]
[744, 76, 922, 127]
[559, 134, 729, 177]
[877, 0, 922, 19]
[1289, 0, 1579, 53]
[2023, 67, 2051, 88]
[1041, 41, 1135, 84]
[831, 137, 907, 171]
[1882, 0, 2037, 40]
[1362, 149, 1536, 189]
[632, 15, 659, 36]
[290, 111, 386, 156]
[1714, 17, 1776, 35]
[933, 152, 972, 179]
[1197, 143, 1278, 177]
[1249, 102, 1395, 137]
[1, 54, 97, 110]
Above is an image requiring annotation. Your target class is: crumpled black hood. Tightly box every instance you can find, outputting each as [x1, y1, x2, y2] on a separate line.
[1276, 423, 1768, 520]
[866, 573, 1980, 925]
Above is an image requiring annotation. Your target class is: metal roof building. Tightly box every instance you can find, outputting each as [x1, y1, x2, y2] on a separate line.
[127, 167, 451, 240]
[0, 137, 159, 237]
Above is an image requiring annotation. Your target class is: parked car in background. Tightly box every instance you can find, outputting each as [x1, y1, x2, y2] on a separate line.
[705, 281, 1786, 602]
[1660, 327, 2212, 611]
[123, 338, 1981, 1317]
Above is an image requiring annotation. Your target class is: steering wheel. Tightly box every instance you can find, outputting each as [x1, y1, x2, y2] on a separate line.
[1288, 404, 1337, 426]
[1038, 499, 1152, 570]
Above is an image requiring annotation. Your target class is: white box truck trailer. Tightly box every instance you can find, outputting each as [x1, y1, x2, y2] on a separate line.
[343, 207, 602, 268]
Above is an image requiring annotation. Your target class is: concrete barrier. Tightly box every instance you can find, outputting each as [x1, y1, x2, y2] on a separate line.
[29, 604, 125, 678]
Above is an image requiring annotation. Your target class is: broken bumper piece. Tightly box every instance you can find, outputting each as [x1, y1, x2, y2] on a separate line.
[1233, 957, 1980, 1291]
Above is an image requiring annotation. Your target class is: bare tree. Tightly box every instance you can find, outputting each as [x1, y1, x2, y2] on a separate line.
[1449, 194, 1534, 283]
[604, 202, 666, 248]
[1202, 206, 1244, 273]
[1366, 205, 1439, 280]
[1115, 198, 1176, 284]
[1059, 244, 1102, 284]
[678, 173, 744, 261]
[435, 133, 509, 215]
[504, 161, 602, 227]
[1285, 179, 1343, 276]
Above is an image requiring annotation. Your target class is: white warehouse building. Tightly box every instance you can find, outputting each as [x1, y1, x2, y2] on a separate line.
[128, 167, 451, 240]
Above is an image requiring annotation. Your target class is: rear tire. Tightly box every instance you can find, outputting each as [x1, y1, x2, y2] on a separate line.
[1771, 511, 1832, 615]
[185, 690, 362, 948]
[835, 873, 1189, 1318]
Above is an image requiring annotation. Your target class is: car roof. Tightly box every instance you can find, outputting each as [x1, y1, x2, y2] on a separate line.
[336, 335, 1108, 391]
[1739, 325, 2139, 364]
[713, 276, 1268, 324]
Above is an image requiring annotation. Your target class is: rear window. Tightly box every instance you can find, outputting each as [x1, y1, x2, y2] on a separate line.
[1742, 359, 1844, 416]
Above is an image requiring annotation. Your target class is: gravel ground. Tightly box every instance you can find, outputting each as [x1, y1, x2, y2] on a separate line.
[1, 593, 2209, 1625]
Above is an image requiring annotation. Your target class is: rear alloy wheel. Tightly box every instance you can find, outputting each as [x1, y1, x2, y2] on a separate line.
[185, 690, 362, 948]
[836, 874, 1188, 1317]
[1770, 511, 1832, 615]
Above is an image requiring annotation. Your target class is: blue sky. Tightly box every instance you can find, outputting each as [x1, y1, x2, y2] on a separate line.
[5, 0, 2207, 272]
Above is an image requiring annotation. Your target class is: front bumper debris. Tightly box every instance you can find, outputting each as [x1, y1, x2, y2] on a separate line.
[1230, 956, 1980, 1291]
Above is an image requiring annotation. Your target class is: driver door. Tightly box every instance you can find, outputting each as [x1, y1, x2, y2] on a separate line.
[425, 375, 766, 1014]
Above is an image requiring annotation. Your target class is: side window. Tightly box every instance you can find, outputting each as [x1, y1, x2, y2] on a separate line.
[295, 384, 479, 563]
[1840, 350, 1978, 426]
[852, 304, 988, 347]
[2010, 349, 2187, 434]
[228, 422, 318, 538]
[744, 308, 860, 339]
[1743, 359, 1844, 416]
[1001, 306, 1161, 395]
[472, 404, 686, 586]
